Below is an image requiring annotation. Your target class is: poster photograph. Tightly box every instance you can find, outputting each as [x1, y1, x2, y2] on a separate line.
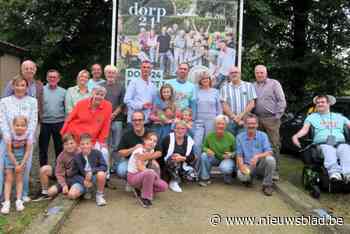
[117, 0, 239, 87]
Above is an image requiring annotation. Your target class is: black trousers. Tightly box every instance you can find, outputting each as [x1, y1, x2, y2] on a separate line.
[39, 122, 64, 167]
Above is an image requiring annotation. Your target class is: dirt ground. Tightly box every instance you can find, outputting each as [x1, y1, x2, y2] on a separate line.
[59, 178, 320, 234]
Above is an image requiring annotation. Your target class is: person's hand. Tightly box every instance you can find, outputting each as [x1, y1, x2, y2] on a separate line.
[63, 185, 69, 195]
[240, 164, 250, 175]
[143, 102, 153, 110]
[111, 112, 117, 120]
[292, 135, 301, 148]
[250, 155, 259, 168]
[223, 152, 233, 160]
[206, 149, 215, 157]
[15, 164, 23, 173]
[84, 179, 93, 188]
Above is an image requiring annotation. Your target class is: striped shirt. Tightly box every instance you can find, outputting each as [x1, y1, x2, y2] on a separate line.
[220, 80, 257, 115]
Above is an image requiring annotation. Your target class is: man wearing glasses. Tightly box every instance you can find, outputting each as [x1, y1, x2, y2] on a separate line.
[114, 112, 162, 190]
[220, 66, 257, 136]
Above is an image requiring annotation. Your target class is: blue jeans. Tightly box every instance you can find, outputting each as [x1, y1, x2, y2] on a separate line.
[109, 121, 123, 152]
[199, 153, 235, 183]
[193, 120, 215, 158]
[114, 158, 129, 179]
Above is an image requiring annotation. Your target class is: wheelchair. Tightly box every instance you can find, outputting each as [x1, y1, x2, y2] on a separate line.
[301, 125, 350, 198]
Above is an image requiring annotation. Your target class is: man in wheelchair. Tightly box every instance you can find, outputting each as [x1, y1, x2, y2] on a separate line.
[292, 95, 350, 183]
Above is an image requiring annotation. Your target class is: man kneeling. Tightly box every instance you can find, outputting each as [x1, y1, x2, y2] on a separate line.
[236, 113, 276, 196]
[72, 133, 107, 206]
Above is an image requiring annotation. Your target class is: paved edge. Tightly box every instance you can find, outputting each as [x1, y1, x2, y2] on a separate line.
[275, 180, 350, 234]
[24, 180, 350, 234]
[23, 195, 78, 234]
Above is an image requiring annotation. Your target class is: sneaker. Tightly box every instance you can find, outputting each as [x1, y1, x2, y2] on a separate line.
[1, 201, 10, 214]
[15, 200, 25, 211]
[32, 192, 50, 202]
[125, 183, 133, 192]
[169, 180, 182, 193]
[22, 196, 31, 203]
[138, 198, 152, 208]
[272, 172, 280, 182]
[262, 185, 273, 196]
[96, 194, 107, 206]
[330, 172, 342, 181]
[198, 180, 211, 187]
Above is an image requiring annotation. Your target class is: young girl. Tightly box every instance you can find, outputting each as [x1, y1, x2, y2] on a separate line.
[1, 116, 32, 214]
[150, 84, 176, 141]
[181, 108, 194, 137]
[127, 132, 168, 208]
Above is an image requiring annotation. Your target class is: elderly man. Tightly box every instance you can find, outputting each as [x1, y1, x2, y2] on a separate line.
[60, 86, 112, 178]
[166, 63, 196, 111]
[254, 65, 286, 181]
[87, 63, 105, 92]
[236, 113, 276, 196]
[124, 60, 157, 127]
[214, 40, 236, 89]
[3, 60, 43, 119]
[292, 95, 350, 182]
[101, 65, 125, 152]
[115, 111, 162, 190]
[220, 66, 256, 136]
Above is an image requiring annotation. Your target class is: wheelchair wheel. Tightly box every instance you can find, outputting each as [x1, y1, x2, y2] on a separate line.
[310, 185, 321, 199]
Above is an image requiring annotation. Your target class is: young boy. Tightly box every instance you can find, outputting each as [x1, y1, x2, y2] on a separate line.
[40, 134, 85, 200]
[72, 133, 107, 206]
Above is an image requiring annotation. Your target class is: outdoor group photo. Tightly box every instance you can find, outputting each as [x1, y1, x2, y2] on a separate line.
[0, 0, 349, 233]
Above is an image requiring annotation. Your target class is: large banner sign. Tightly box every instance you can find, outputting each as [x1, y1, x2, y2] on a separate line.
[118, 0, 239, 85]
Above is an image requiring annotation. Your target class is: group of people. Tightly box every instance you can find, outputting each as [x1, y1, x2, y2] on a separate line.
[0, 57, 290, 213]
[127, 23, 236, 85]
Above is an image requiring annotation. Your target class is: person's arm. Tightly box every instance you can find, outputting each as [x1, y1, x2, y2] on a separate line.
[118, 144, 143, 158]
[65, 88, 74, 116]
[0, 100, 12, 143]
[2, 81, 13, 98]
[236, 100, 255, 122]
[97, 103, 112, 145]
[215, 91, 223, 116]
[27, 99, 38, 143]
[6, 142, 17, 166]
[55, 153, 68, 188]
[124, 81, 144, 110]
[292, 123, 311, 148]
[60, 101, 81, 136]
[20, 141, 32, 167]
[222, 101, 236, 120]
[273, 80, 287, 119]
[136, 158, 146, 171]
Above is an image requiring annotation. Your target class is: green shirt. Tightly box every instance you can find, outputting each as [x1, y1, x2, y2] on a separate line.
[202, 131, 235, 161]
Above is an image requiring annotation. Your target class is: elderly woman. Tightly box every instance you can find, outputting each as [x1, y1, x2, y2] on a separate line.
[0, 77, 38, 202]
[198, 115, 235, 186]
[159, 120, 197, 193]
[65, 69, 91, 115]
[193, 71, 222, 158]
[61, 86, 112, 178]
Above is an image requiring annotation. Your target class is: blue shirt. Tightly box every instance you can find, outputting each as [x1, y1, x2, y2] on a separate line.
[165, 79, 196, 111]
[124, 78, 157, 123]
[236, 130, 272, 165]
[305, 112, 350, 144]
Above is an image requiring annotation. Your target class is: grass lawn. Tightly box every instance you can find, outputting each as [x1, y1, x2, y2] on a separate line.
[0, 200, 49, 234]
[280, 154, 350, 223]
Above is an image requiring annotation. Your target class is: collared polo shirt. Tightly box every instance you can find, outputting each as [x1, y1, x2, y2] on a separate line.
[236, 130, 272, 165]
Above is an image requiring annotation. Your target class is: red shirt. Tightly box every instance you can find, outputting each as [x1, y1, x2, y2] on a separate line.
[61, 98, 112, 144]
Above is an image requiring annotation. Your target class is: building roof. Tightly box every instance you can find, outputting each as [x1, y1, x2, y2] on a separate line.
[0, 41, 28, 57]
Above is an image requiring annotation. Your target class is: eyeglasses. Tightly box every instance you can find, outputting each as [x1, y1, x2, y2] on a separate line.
[132, 119, 144, 122]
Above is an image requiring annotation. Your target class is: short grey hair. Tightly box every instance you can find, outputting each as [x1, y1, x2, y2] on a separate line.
[92, 85, 107, 94]
[215, 114, 229, 125]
